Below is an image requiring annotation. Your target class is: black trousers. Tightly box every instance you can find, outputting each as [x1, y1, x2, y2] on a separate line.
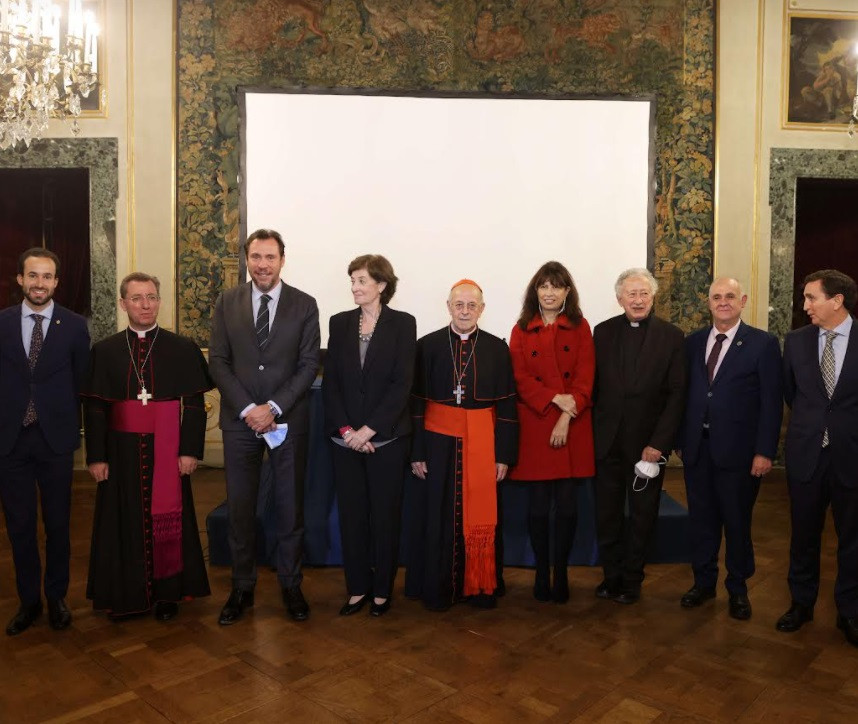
[684, 437, 760, 595]
[788, 448, 858, 617]
[331, 437, 408, 599]
[595, 450, 664, 591]
[223, 429, 307, 590]
[0, 424, 73, 605]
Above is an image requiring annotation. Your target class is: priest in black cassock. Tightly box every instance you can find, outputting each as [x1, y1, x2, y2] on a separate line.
[406, 280, 518, 610]
[84, 273, 213, 621]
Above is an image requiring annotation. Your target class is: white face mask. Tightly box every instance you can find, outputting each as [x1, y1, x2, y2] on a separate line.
[632, 457, 667, 492]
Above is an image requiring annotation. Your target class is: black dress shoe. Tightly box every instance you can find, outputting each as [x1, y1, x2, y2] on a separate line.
[836, 615, 858, 647]
[614, 590, 640, 605]
[218, 589, 254, 626]
[339, 595, 368, 616]
[6, 601, 43, 636]
[680, 585, 716, 609]
[369, 598, 391, 617]
[282, 586, 309, 621]
[728, 593, 752, 620]
[595, 580, 620, 600]
[154, 601, 179, 621]
[468, 593, 497, 609]
[776, 603, 813, 632]
[47, 598, 72, 630]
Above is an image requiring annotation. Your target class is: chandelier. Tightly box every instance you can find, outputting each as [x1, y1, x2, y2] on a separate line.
[0, 0, 98, 150]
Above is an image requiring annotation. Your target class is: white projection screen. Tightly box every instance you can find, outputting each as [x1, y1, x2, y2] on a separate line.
[241, 90, 654, 343]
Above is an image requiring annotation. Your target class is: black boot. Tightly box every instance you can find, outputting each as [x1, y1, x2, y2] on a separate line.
[552, 515, 576, 604]
[529, 515, 551, 601]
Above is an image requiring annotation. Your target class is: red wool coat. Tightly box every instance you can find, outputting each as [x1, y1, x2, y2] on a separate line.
[509, 314, 595, 480]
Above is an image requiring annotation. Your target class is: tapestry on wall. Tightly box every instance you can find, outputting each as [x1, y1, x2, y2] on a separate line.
[177, 0, 714, 347]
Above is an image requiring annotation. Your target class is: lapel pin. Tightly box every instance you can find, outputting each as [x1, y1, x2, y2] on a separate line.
[736, 340, 742, 346]
[55, 319, 61, 324]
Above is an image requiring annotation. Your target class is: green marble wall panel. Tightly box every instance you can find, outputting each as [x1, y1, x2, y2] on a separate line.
[769, 147, 858, 342]
[0, 138, 118, 342]
[177, 0, 715, 346]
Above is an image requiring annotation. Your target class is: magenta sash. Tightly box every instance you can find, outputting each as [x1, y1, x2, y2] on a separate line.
[111, 400, 183, 579]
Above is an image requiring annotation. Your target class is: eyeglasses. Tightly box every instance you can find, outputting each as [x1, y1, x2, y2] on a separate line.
[126, 294, 160, 305]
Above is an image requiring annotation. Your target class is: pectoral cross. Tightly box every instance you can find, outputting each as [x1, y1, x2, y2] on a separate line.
[137, 386, 152, 406]
[454, 384, 463, 405]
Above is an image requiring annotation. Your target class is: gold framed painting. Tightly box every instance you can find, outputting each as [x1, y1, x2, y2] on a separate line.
[782, 10, 858, 130]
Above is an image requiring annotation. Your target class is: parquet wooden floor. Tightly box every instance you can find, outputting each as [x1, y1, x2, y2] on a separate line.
[0, 468, 855, 723]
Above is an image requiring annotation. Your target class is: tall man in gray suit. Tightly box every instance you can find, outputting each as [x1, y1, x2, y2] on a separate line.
[209, 229, 321, 625]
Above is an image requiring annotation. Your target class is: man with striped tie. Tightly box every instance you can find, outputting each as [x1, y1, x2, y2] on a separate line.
[779, 269, 858, 648]
[209, 229, 320, 625]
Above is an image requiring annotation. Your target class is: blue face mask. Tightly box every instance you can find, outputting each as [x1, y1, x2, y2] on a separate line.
[257, 423, 289, 449]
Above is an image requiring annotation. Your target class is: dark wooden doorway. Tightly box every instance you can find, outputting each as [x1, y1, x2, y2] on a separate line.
[0, 167, 91, 314]
[792, 177, 858, 330]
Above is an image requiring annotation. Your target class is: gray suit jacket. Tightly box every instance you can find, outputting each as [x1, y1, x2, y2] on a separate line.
[208, 281, 320, 434]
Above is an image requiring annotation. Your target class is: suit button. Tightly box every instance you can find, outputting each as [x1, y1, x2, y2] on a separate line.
[259, 365, 264, 371]
[707, 392, 713, 398]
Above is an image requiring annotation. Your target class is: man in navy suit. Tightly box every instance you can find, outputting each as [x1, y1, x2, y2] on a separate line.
[777, 269, 858, 648]
[676, 277, 782, 620]
[0, 248, 90, 635]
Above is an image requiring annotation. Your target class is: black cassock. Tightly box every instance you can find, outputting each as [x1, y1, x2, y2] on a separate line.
[84, 327, 213, 615]
[405, 326, 518, 610]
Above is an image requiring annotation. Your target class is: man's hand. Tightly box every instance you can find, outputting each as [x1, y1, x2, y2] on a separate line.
[641, 446, 662, 463]
[179, 456, 198, 476]
[552, 393, 577, 417]
[750, 454, 772, 478]
[244, 404, 275, 433]
[550, 413, 571, 448]
[496, 463, 508, 482]
[411, 461, 428, 479]
[88, 462, 109, 483]
[346, 425, 377, 453]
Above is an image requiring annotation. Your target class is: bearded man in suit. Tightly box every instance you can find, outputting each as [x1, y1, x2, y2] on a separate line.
[209, 229, 320, 625]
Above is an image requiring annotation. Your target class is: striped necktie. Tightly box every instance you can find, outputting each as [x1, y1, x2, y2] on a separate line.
[821, 330, 836, 447]
[256, 294, 271, 347]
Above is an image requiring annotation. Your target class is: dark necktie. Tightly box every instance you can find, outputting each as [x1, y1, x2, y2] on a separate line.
[821, 330, 837, 447]
[256, 294, 271, 347]
[23, 314, 44, 426]
[706, 333, 727, 385]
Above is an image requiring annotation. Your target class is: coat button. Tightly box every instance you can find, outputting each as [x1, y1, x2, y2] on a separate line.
[563, 345, 570, 352]
[531, 350, 538, 357]
[259, 365, 264, 371]
[564, 371, 570, 378]
[707, 392, 713, 398]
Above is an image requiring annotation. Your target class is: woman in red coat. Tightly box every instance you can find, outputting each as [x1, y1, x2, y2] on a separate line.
[510, 261, 595, 603]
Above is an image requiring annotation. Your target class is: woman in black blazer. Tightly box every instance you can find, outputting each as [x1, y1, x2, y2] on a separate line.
[322, 255, 416, 617]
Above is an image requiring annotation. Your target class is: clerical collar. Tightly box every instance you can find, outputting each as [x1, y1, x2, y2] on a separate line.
[129, 324, 158, 339]
[450, 324, 477, 341]
[626, 315, 651, 329]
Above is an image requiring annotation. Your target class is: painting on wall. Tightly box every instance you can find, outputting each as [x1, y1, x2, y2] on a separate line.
[784, 12, 858, 128]
[78, 0, 107, 116]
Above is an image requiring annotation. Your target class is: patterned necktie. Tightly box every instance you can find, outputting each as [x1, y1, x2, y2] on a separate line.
[821, 330, 837, 447]
[706, 333, 727, 385]
[22, 314, 44, 426]
[256, 294, 271, 347]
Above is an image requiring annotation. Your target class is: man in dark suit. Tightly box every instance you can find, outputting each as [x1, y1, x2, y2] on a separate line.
[777, 269, 858, 648]
[676, 277, 782, 620]
[593, 268, 686, 604]
[209, 229, 320, 625]
[0, 248, 90, 635]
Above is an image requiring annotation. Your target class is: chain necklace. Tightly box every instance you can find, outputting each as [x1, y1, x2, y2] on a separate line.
[126, 326, 160, 405]
[449, 326, 479, 405]
[358, 307, 379, 343]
